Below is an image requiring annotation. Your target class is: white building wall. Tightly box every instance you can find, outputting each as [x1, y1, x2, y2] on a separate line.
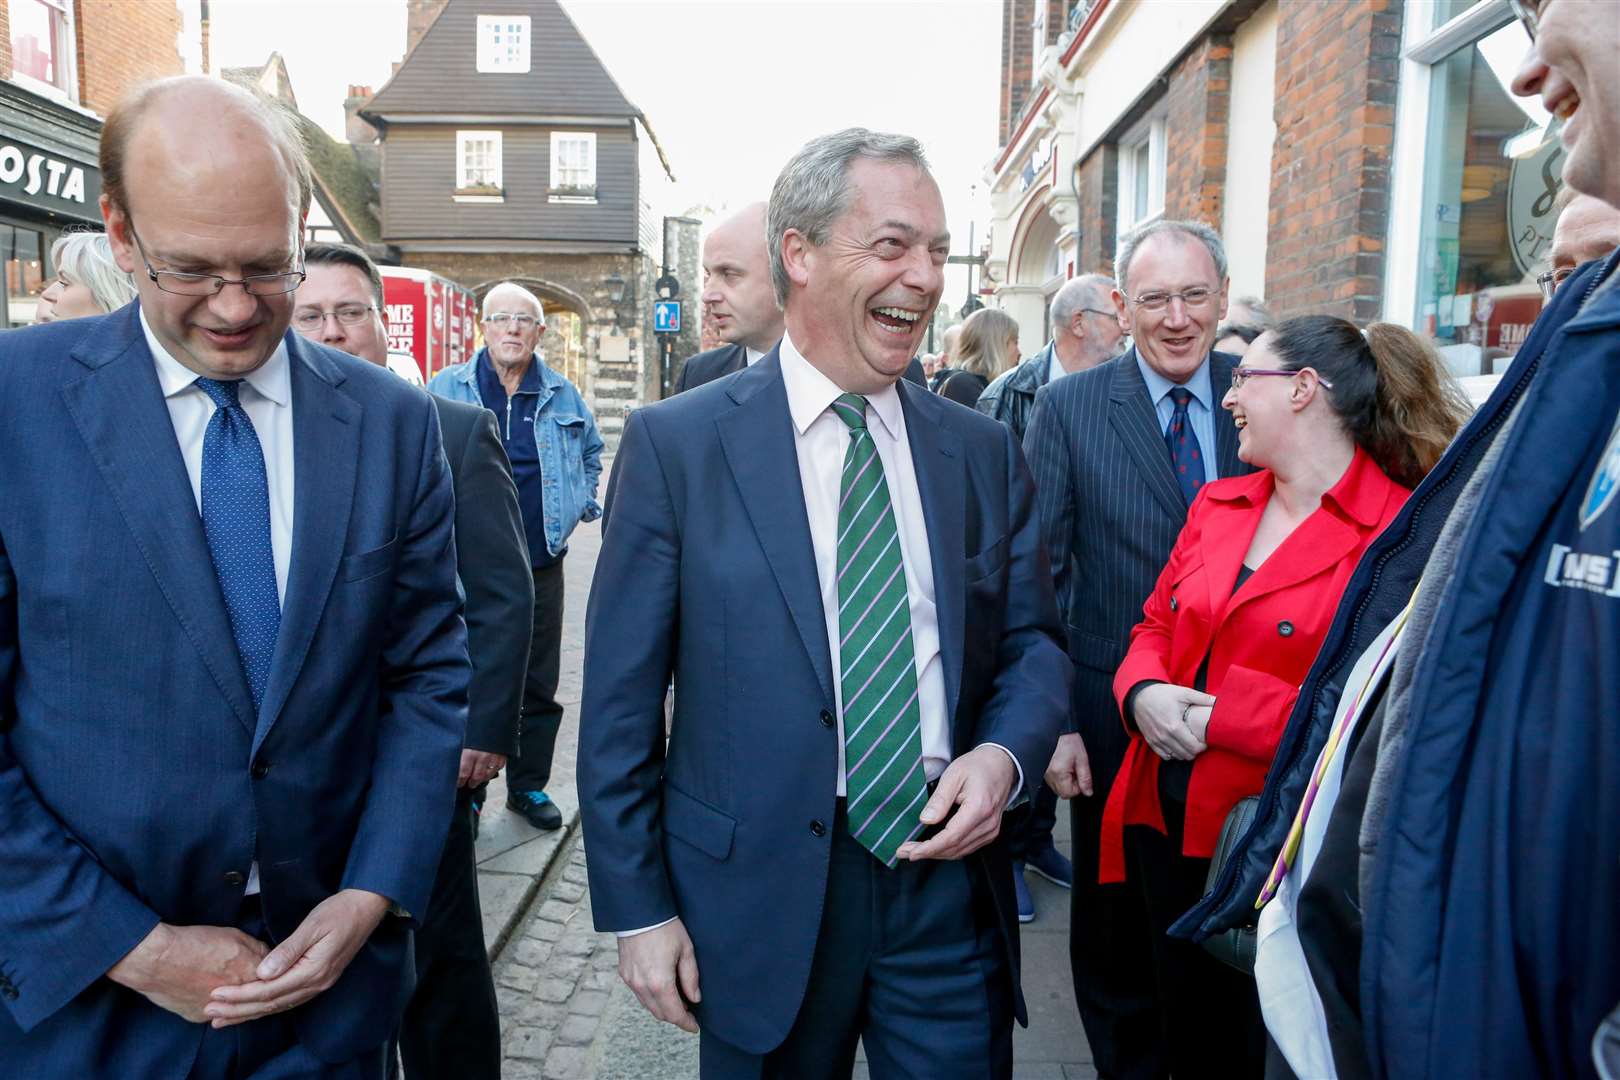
[1070, 0, 1227, 150]
[1222, 0, 1278, 301]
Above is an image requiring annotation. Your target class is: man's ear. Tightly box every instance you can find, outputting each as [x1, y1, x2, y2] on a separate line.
[101, 196, 140, 275]
[1216, 278, 1231, 323]
[780, 229, 813, 291]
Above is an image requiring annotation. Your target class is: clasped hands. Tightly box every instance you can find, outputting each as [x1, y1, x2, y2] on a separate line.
[107, 888, 389, 1027]
[1132, 682, 1215, 761]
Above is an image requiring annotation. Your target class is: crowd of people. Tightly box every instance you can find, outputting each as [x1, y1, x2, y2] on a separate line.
[1, 1, 1619, 1077]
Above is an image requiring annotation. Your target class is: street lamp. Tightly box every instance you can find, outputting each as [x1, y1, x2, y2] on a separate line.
[605, 273, 626, 304]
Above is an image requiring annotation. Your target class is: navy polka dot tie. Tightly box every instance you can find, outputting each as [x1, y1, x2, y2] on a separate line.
[1164, 386, 1205, 507]
[195, 377, 281, 713]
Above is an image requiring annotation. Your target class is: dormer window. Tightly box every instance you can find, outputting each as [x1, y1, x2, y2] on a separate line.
[477, 15, 530, 73]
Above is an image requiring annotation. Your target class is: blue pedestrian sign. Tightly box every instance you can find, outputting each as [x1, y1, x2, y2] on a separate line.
[654, 299, 681, 334]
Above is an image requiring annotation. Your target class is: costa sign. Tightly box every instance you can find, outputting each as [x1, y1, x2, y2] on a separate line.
[0, 137, 100, 217]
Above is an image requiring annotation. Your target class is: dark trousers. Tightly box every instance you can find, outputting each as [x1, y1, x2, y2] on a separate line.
[190, 902, 387, 1080]
[508, 560, 565, 792]
[392, 789, 501, 1080]
[698, 802, 1014, 1080]
[1006, 781, 1060, 862]
[1122, 782, 1265, 1080]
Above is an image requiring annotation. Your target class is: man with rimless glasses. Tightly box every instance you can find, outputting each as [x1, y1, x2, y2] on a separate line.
[428, 283, 603, 836]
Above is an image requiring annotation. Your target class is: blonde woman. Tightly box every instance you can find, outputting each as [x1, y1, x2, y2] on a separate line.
[938, 307, 1020, 407]
[34, 232, 138, 322]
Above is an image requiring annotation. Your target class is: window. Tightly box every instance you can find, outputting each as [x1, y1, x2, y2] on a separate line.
[455, 131, 503, 201]
[2, 223, 52, 328]
[1116, 116, 1167, 236]
[9, 0, 78, 102]
[476, 15, 531, 73]
[549, 133, 597, 202]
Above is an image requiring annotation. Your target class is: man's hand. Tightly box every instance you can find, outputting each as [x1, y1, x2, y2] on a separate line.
[107, 922, 269, 1023]
[1045, 732, 1094, 798]
[204, 889, 390, 1027]
[1133, 683, 1214, 761]
[458, 749, 507, 788]
[896, 745, 1018, 862]
[617, 919, 700, 1033]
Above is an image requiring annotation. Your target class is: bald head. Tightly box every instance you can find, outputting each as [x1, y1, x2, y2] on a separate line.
[1552, 193, 1620, 276]
[702, 201, 783, 352]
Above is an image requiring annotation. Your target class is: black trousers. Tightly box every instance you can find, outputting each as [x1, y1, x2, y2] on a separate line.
[1006, 781, 1060, 862]
[392, 789, 501, 1080]
[1121, 777, 1265, 1080]
[508, 559, 565, 793]
[698, 802, 1013, 1079]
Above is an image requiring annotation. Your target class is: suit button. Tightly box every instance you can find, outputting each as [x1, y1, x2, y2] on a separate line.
[1277, 620, 1294, 637]
[251, 762, 270, 780]
[819, 709, 835, 728]
[809, 820, 827, 838]
[223, 871, 246, 887]
[1169, 596, 1178, 612]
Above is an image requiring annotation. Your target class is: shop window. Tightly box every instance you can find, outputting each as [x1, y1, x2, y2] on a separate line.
[9, 0, 78, 102]
[1117, 116, 1167, 237]
[1412, 16, 1556, 373]
[2, 223, 51, 328]
[549, 133, 597, 203]
[454, 131, 503, 201]
[476, 15, 530, 74]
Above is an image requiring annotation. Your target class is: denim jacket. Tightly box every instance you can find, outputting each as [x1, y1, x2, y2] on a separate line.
[428, 349, 603, 557]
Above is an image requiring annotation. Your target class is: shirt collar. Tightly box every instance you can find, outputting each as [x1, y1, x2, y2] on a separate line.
[1045, 342, 1065, 385]
[1135, 347, 1213, 411]
[745, 346, 765, 366]
[142, 308, 290, 406]
[779, 332, 903, 440]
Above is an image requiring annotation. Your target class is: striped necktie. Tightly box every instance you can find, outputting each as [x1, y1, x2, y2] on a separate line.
[830, 393, 928, 867]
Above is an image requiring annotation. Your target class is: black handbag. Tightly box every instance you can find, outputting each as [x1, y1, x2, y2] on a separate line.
[1200, 794, 1260, 973]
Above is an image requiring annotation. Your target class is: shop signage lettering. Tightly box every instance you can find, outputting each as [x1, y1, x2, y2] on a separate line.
[385, 302, 416, 355]
[1508, 137, 1563, 277]
[0, 142, 88, 203]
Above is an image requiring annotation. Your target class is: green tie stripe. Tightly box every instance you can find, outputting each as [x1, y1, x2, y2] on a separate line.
[831, 393, 928, 867]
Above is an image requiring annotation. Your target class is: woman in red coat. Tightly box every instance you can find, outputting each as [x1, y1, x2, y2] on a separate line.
[1101, 315, 1470, 1075]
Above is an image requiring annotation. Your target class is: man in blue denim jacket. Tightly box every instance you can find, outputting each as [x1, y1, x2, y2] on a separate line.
[428, 283, 603, 832]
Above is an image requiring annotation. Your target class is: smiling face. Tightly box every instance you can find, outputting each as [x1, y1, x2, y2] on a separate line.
[1512, 0, 1620, 207]
[780, 158, 948, 394]
[1122, 232, 1229, 384]
[702, 203, 783, 353]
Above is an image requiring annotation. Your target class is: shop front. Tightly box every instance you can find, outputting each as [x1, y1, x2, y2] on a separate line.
[0, 81, 103, 328]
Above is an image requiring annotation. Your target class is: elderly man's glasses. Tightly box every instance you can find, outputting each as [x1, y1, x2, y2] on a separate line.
[1536, 266, 1575, 300]
[1231, 366, 1333, 390]
[484, 312, 540, 329]
[292, 305, 377, 332]
[127, 221, 305, 297]
[1508, 0, 1549, 40]
[1130, 287, 1216, 312]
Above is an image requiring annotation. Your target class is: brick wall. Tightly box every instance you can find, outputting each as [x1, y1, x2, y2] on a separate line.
[1075, 142, 1118, 277]
[998, 0, 1033, 146]
[1, 2, 12, 81]
[1265, 0, 1402, 321]
[75, 0, 186, 117]
[1163, 33, 1233, 228]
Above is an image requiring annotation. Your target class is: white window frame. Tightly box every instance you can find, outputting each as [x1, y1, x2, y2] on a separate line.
[549, 132, 598, 204]
[9, 0, 80, 106]
[1116, 115, 1167, 237]
[454, 130, 504, 202]
[476, 15, 531, 74]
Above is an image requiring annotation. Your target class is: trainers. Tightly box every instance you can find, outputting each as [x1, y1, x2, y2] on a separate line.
[507, 789, 563, 831]
[1025, 842, 1073, 890]
[1013, 861, 1036, 923]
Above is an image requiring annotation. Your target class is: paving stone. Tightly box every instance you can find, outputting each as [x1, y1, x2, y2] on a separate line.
[582, 968, 619, 992]
[551, 880, 587, 903]
[542, 1045, 589, 1080]
[566, 989, 609, 1016]
[533, 976, 575, 1004]
[510, 937, 551, 969]
[505, 1025, 552, 1061]
[536, 899, 573, 924]
[555, 1013, 599, 1047]
[518, 998, 568, 1030]
[502, 1062, 545, 1080]
[553, 932, 595, 958]
[546, 951, 589, 985]
[497, 965, 540, 993]
[526, 916, 565, 943]
[591, 947, 620, 970]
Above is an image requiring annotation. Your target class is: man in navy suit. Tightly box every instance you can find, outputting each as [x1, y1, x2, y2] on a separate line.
[0, 77, 467, 1077]
[675, 202, 785, 393]
[578, 128, 1071, 1078]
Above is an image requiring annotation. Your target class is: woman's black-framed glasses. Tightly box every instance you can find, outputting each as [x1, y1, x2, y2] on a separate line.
[1231, 366, 1333, 390]
[127, 220, 306, 297]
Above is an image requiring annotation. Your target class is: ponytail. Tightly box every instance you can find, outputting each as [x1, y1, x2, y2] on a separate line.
[1266, 315, 1470, 488]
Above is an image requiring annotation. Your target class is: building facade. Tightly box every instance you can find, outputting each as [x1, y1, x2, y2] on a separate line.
[356, 0, 696, 442]
[0, 0, 204, 327]
[986, 0, 1561, 379]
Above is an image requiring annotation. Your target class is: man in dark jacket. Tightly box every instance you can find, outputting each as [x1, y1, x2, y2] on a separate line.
[978, 273, 1122, 443]
[674, 203, 786, 393]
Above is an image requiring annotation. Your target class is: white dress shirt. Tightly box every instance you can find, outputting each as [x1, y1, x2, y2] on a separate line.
[144, 311, 295, 895]
[745, 346, 765, 366]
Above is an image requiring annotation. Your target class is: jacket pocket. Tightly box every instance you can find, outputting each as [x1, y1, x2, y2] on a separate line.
[663, 783, 736, 861]
[964, 534, 1010, 582]
[341, 535, 398, 583]
[1068, 628, 1122, 672]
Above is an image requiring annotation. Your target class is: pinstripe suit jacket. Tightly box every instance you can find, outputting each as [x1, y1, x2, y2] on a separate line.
[1022, 348, 1248, 776]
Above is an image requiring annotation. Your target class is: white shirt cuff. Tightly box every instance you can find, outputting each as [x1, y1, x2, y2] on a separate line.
[616, 916, 677, 938]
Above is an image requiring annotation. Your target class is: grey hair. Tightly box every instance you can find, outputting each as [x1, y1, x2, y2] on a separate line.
[1050, 272, 1116, 332]
[482, 281, 546, 322]
[1114, 219, 1228, 299]
[767, 128, 932, 306]
[51, 231, 138, 312]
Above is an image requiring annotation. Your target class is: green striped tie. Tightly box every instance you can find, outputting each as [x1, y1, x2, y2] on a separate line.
[830, 393, 928, 867]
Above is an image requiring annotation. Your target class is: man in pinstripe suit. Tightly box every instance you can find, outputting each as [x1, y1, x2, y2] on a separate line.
[1023, 220, 1250, 1079]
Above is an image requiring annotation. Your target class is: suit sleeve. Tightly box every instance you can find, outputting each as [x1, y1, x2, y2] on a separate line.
[1022, 385, 1081, 733]
[455, 410, 534, 756]
[0, 531, 163, 1032]
[576, 409, 681, 932]
[340, 401, 470, 918]
[966, 423, 1072, 795]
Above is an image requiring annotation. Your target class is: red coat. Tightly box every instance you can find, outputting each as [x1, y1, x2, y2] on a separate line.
[1098, 447, 1409, 884]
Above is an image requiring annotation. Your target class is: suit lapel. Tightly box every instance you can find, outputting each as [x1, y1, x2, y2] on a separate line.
[1209, 352, 1246, 479]
[60, 305, 257, 733]
[253, 335, 361, 750]
[724, 344, 748, 377]
[715, 351, 836, 704]
[1108, 350, 1187, 522]
[899, 383, 966, 730]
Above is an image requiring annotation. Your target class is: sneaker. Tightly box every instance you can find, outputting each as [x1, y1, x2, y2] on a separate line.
[507, 789, 563, 831]
[1025, 842, 1073, 890]
[1013, 861, 1036, 923]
